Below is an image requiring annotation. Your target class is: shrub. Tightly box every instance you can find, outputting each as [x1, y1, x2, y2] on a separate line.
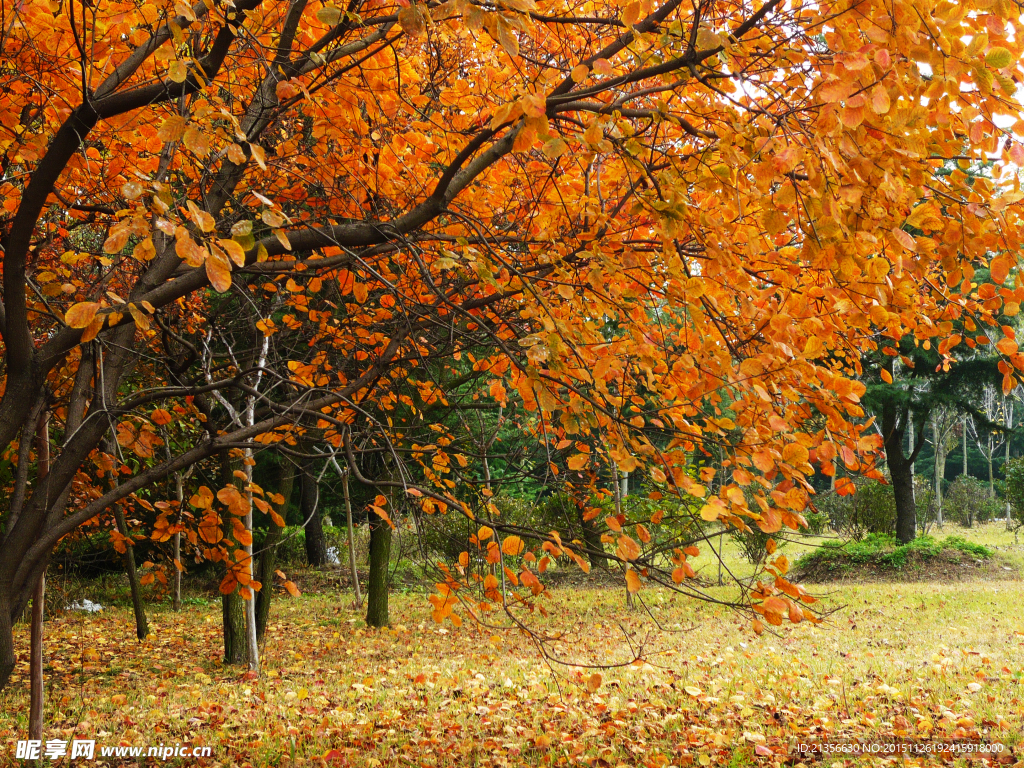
[815, 479, 897, 539]
[943, 476, 1002, 526]
[1001, 457, 1024, 528]
[797, 533, 991, 573]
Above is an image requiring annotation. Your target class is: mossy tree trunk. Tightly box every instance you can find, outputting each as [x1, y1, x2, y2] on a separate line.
[365, 511, 392, 627]
[220, 452, 247, 665]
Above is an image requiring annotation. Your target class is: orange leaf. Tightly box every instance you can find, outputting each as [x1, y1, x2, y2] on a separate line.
[66, 302, 100, 328]
[625, 569, 641, 593]
[616, 535, 641, 561]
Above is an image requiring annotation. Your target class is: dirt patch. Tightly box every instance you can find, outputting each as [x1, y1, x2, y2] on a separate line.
[792, 548, 1021, 584]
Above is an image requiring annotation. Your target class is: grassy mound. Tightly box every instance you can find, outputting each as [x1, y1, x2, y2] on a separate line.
[791, 533, 1017, 583]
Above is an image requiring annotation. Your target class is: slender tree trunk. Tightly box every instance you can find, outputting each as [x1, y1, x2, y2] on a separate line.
[173, 472, 184, 611]
[963, 418, 968, 477]
[342, 468, 362, 608]
[612, 462, 635, 609]
[365, 511, 392, 627]
[30, 414, 49, 742]
[934, 416, 945, 528]
[256, 462, 295, 645]
[105, 436, 148, 639]
[301, 467, 328, 567]
[111, 502, 148, 639]
[243, 462, 259, 674]
[988, 435, 995, 499]
[1007, 400, 1014, 529]
[908, 409, 915, 477]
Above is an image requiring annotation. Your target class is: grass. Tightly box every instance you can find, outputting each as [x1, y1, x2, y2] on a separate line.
[2, 579, 1023, 766]
[2, 524, 1022, 766]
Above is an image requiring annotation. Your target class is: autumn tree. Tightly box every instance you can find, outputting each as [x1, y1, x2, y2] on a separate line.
[3, 0, 1024, 690]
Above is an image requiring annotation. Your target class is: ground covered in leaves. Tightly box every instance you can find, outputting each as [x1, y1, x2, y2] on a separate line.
[2, 578, 1023, 767]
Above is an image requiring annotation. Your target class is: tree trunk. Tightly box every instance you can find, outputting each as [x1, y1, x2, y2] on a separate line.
[1007, 400, 1014, 529]
[173, 472, 184, 612]
[934, 416, 945, 528]
[104, 436, 148, 639]
[256, 462, 295, 645]
[365, 512, 392, 627]
[222, 588, 247, 665]
[342, 467, 362, 607]
[962, 418, 968, 477]
[220, 453, 247, 665]
[112, 502, 148, 640]
[988, 435, 995, 498]
[882, 398, 917, 543]
[30, 413, 50, 741]
[301, 467, 328, 567]
[577, 506, 608, 569]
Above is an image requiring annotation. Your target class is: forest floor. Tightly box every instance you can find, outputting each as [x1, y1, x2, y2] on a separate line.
[1, 527, 1023, 767]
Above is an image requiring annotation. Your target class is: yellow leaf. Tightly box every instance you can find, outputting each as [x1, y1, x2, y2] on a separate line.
[66, 302, 100, 329]
[986, 47, 1013, 69]
[699, 504, 720, 521]
[317, 5, 342, 24]
[219, 238, 247, 267]
[478, 526, 494, 541]
[496, 17, 519, 58]
[501, 535, 524, 556]
[168, 61, 188, 83]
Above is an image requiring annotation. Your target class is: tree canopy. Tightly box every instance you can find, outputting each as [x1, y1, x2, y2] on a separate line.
[3, 0, 1024, 688]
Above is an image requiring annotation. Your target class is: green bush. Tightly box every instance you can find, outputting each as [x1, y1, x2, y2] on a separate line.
[267, 525, 359, 567]
[1001, 457, 1024, 528]
[798, 533, 991, 572]
[815, 479, 897, 539]
[943, 476, 1002, 526]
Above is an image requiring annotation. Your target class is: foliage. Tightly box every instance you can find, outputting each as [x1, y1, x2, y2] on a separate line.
[5, 0, 1024, 685]
[943, 476, 1004, 527]
[1002, 457, 1024, 526]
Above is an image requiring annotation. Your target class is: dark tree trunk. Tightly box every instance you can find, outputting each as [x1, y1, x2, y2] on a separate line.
[256, 462, 296, 645]
[365, 512, 392, 627]
[301, 468, 328, 567]
[112, 502, 148, 640]
[882, 396, 921, 544]
[577, 507, 608, 569]
[222, 589, 247, 665]
[105, 437, 148, 640]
